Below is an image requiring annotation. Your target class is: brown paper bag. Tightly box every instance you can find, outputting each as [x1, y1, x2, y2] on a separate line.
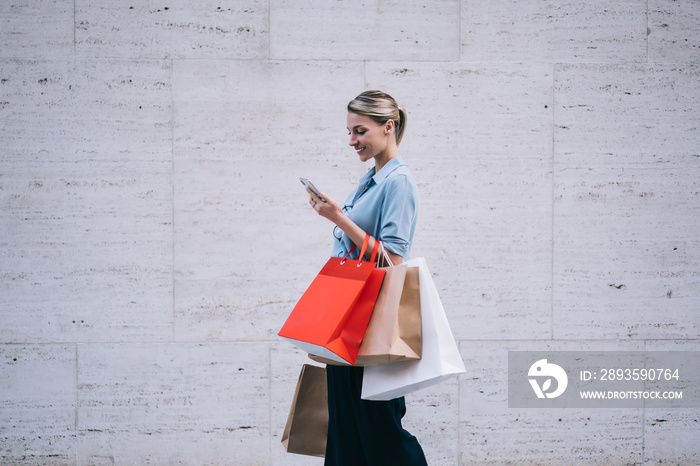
[281, 364, 328, 457]
[309, 263, 421, 366]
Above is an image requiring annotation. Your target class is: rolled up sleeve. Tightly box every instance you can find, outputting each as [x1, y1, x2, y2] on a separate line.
[379, 175, 418, 258]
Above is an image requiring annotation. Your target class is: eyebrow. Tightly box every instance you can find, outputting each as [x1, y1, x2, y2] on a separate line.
[348, 125, 367, 131]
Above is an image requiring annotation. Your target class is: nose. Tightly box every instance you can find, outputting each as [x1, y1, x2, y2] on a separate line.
[348, 133, 358, 147]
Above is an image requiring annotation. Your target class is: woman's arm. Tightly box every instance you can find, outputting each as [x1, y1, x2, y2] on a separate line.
[307, 189, 403, 265]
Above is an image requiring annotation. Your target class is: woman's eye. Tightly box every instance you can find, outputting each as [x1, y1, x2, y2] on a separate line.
[357, 130, 366, 135]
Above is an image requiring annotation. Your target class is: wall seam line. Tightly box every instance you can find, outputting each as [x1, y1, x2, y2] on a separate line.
[75, 343, 80, 465]
[550, 62, 556, 341]
[458, 0, 462, 60]
[268, 343, 273, 464]
[641, 339, 647, 464]
[73, 0, 77, 53]
[170, 57, 176, 343]
[268, 0, 272, 60]
[646, 0, 650, 64]
[363, 60, 368, 89]
[457, 340, 462, 465]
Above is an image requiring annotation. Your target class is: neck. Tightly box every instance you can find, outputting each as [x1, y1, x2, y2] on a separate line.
[374, 146, 399, 173]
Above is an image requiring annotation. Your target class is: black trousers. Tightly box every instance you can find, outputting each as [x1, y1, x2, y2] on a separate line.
[325, 365, 428, 466]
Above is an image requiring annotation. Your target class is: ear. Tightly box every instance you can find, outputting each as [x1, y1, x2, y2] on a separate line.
[384, 119, 395, 135]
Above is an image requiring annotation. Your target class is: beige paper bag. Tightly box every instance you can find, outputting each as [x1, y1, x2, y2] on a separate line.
[361, 257, 466, 400]
[310, 263, 421, 366]
[281, 364, 328, 457]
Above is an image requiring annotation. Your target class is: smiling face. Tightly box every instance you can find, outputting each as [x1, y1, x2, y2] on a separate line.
[346, 112, 395, 163]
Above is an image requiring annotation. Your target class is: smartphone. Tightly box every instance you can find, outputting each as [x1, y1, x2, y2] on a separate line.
[299, 177, 327, 202]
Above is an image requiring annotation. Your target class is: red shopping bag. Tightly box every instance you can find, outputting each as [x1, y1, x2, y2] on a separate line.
[279, 235, 385, 365]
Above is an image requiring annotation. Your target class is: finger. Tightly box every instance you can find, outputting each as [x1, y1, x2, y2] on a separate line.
[306, 188, 318, 201]
[317, 192, 330, 204]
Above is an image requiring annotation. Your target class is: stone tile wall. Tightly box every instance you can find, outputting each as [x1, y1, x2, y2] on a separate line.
[1, 1, 698, 464]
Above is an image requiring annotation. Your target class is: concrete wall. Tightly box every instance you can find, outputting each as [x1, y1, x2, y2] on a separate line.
[1, 1, 698, 464]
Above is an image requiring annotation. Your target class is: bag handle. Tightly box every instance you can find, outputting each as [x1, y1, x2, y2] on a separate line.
[361, 233, 371, 260]
[378, 241, 395, 268]
[369, 237, 381, 263]
[341, 234, 379, 266]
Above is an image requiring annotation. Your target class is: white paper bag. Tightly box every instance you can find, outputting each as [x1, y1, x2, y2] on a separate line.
[361, 257, 466, 401]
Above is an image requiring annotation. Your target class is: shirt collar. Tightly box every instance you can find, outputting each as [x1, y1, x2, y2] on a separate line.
[352, 156, 404, 204]
[369, 156, 405, 186]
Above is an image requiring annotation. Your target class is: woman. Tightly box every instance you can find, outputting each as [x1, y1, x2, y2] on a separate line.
[306, 90, 428, 466]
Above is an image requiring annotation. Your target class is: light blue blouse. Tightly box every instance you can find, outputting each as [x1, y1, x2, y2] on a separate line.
[331, 156, 419, 260]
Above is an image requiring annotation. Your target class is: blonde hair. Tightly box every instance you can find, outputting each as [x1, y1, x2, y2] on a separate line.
[347, 90, 408, 146]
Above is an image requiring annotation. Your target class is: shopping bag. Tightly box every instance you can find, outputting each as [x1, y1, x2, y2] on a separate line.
[281, 364, 328, 458]
[361, 257, 466, 400]
[309, 262, 421, 366]
[279, 234, 386, 365]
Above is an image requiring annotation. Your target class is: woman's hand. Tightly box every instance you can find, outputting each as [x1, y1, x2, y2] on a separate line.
[307, 188, 344, 224]
[306, 188, 403, 265]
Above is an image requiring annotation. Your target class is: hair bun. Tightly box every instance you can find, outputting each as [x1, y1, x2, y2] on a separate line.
[348, 91, 408, 146]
